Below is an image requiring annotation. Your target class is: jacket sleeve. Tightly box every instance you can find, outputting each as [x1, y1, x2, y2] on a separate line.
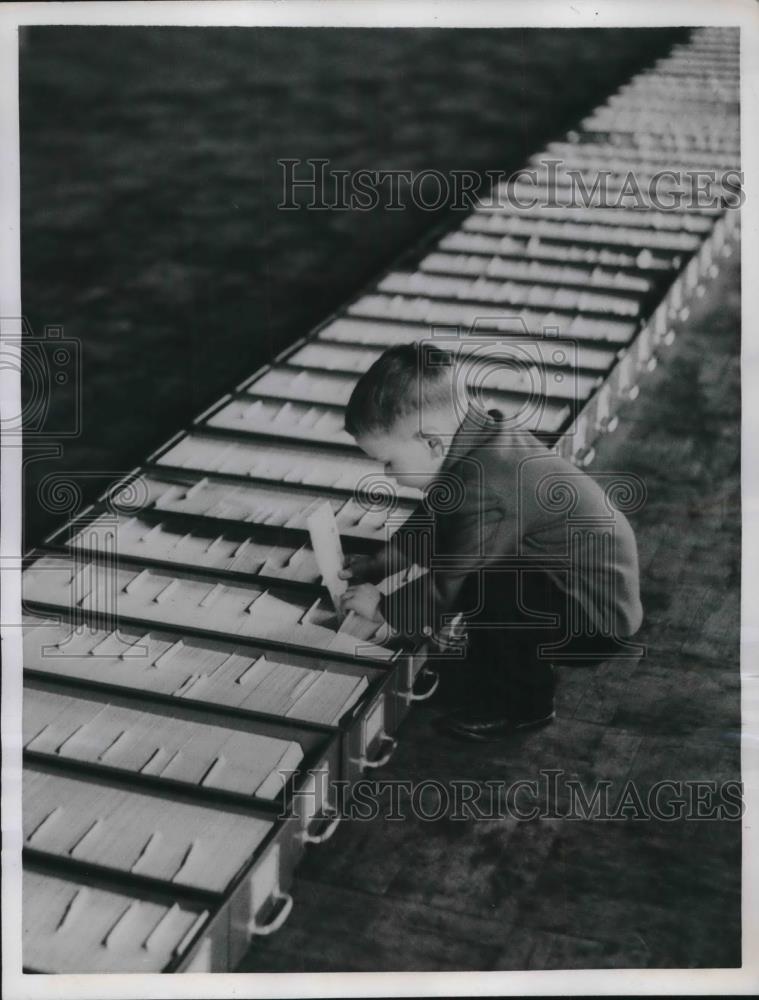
[379, 478, 511, 647]
[373, 497, 433, 580]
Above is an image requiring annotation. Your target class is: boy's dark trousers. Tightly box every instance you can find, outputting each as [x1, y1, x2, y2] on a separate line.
[446, 567, 632, 721]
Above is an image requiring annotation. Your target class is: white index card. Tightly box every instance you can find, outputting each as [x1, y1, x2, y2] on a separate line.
[306, 500, 347, 616]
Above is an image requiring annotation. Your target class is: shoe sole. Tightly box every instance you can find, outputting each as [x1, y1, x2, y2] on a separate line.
[443, 711, 555, 743]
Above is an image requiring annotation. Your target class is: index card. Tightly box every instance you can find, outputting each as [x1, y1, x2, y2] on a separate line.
[306, 500, 347, 615]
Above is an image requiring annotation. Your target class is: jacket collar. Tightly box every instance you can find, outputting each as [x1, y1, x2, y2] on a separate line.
[435, 403, 503, 478]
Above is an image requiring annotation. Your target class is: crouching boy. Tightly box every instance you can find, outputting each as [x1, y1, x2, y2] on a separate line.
[339, 343, 643, 742]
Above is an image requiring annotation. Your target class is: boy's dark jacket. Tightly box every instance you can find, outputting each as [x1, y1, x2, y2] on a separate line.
[377, 405, 644, 647]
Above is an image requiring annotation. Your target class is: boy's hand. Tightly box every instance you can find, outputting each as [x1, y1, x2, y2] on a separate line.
[340, 583, 384, 623]
[338, 553, 380, 585]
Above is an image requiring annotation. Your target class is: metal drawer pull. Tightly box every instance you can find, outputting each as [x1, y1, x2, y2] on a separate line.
[409, 667, 440, 702]
[247, 891, 294, 937]
[361, 734, 398, 769]
[301, 810, 341, 844]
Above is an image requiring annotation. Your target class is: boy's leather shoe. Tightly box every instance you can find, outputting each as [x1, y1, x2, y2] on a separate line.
[440, 707, 555, 742]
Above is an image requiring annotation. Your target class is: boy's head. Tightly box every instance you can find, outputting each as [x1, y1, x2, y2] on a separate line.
[344, 343, 469, 489]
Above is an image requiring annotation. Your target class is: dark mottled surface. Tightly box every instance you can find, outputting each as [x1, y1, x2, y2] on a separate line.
[237, 254, 741, 972]
[20, 25, 684, 545]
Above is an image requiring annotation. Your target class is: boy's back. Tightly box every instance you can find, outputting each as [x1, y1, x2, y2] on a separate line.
[380, 405, 643, 648]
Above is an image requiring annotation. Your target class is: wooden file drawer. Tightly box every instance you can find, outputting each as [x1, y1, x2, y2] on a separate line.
[247, 366, 356, 407]
[205, 397, 354, 448]
[23, 759, 331, 972]
[154, 432, 421, 499]
[474, 202, 715, 234]
[419, 251, 653, 294]
[23, 865, 223, 973]
[437, 229, 678, 275]
[319, 317, 618, 374]
[23, 615, 390, 732]
[464, 211, 703, 252]
[347, 293, 638, 345]
[377, 270, 643, 318]
[67, 512, 323, 585]
[123, 473, 416, 540]
[290, 338, 597, 404]
[22, 553, 396, 661]
[23, 765, 275, 894]
[23, 683, 308, 801]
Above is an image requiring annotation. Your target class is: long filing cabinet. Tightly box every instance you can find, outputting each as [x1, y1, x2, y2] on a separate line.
[21, 26, 740, 971]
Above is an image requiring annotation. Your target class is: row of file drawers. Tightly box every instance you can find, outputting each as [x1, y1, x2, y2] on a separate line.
[604, 94, 738, 116]
[472, 202, 716, 234]
[24, 684, 307, 797]
[24, 866, 213, 973]
[418, 251, 654, 292]
[579, 110, 739, 138]
[542, 142, 739, 177]
[463, 212, 703, 252]
[22, 614, 426, 759]
[23, 607, 429, 972]
[618, 75, 738, 98]
[436, 230, 675, 276]
[348, 292, 636, 344]
[316, 317, 617, 372]
[112, 471, 418, 540]
[23, 553, 393, 660]
[590, 114, 737, 134]
[555, 215, 738, 465]
[22, 26, 738, 972]
[201, 384, 563, 439]
[206, 396, 355, 447]
[70, 511, 325, 585]
[154, 432, 422, 500]
[377, 270, 643, 317]
[252, 355, 597, 405]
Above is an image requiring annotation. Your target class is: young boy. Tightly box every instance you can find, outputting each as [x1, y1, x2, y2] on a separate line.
[339, 342, 643, 742]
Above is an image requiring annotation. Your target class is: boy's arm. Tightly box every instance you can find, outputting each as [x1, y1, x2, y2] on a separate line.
[379, 484, 512, 647]
[344, 497, 432, 584]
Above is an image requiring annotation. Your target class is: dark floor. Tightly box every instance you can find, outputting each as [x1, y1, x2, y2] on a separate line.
[238, 254, 742, 972]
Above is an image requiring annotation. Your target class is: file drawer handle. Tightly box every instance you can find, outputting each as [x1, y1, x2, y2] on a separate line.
[409, 667, 440, 702]
[247, 891, 294, 937]
[301, 810, 341, 845]
[362, 734, 397, 769]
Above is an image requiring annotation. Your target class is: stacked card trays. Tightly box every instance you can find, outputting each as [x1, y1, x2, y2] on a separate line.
[22, 26, 739, 972]
[22, 608, 411, 971]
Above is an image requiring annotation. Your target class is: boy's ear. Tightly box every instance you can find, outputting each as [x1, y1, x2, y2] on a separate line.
[426, 434, 446, 458]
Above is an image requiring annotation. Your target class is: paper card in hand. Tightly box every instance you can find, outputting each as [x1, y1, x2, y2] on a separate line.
[306, 501, 347, 615]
